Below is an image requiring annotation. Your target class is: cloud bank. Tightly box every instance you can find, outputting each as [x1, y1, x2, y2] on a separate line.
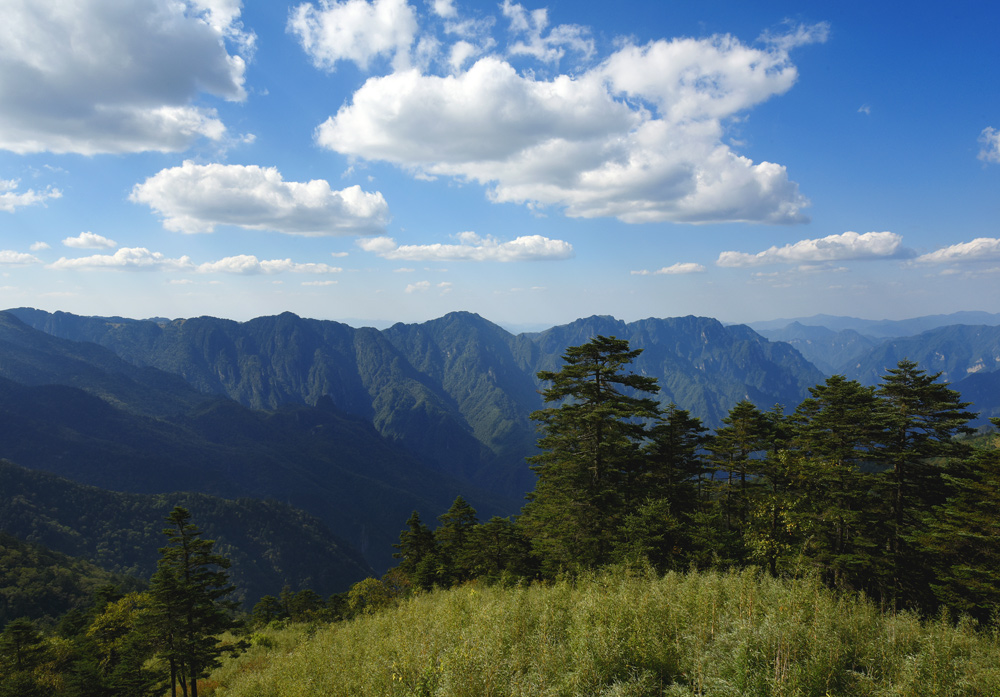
[131, 161, 390, 235]
[632, 263, 706, 275]
[717, 231, 909, 267]
[357, 231, 573, 261]
[915, 237, 1000, 264]
[301, 2, 825, 225]
[0, 0, 251, 154]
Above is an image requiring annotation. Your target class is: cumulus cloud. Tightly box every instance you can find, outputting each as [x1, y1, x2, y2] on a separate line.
[0, 0, 251, 154]
[30, 242, 51, 251]
[717, 231, 909, 267]
[356, 231, 573, 260]
[63, 232, 117, 249]
[288, 0, 418, 71]
[196, 255, 343, 274]
[315, 22, 823, 224]
[49, 247, 194, 271]
[131, 161, 390, 235]
[0, 250, 42, 265]
[631, 262, 706, 275]
[501, 0, 594, 63]
[915, 237, 1000, 264]
[979, 127, 1000, 164]
[0, 179, 61, 212]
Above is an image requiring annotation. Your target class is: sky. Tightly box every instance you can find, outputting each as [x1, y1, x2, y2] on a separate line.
[0, 0, 998, 331]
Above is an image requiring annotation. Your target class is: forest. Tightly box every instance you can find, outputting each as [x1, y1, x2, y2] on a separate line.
[2, 335, 1000, 695]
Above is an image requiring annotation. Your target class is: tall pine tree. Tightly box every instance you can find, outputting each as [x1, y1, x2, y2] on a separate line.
[521, 336, 659, 573]
[145, 507, 236, 697]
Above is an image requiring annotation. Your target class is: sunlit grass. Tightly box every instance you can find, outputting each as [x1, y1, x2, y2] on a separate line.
[210, 568, 1000, 697]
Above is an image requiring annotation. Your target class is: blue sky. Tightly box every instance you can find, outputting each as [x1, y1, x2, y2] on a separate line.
[1, 0, 998, 330]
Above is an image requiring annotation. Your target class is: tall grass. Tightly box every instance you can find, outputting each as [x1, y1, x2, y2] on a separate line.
[210, 568, 1000, 697]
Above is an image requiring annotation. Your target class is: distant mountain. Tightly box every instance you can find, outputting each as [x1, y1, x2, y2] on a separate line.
[0, 460, 372, 606]
[531, 315, 826, 424]
[841, 325, 1000, 388]
[746, 311, 1000, 339]
[754, 322, 878, 375]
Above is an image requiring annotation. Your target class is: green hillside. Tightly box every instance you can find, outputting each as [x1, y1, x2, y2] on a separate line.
[0, 460, 371, 605]
[210, 569, 1000, 696]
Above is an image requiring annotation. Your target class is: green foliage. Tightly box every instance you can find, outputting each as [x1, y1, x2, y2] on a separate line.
[522, 335, 660, 572]
[145, 507, 237, 697]
[0, 460, 372, 605]
[0, 532, 128, 629]
[206, 568, 1000, 697]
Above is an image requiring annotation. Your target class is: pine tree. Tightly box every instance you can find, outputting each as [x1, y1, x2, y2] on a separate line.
[874, 359, 975, 608]
[791, 375, 882, 591]
[521, 335, 660, 573]
[393, 511, 436, 589]
[919, 422, 1000, 621]
[706, 400, 770, 564]
[145, 507, 236, 697]
[434, 496, 479, 585]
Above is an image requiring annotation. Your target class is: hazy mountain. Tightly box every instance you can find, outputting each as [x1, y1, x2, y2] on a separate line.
[841, 325, 1000, 387]
[746, 311, 1000, 338]
[754, 322, 878, 375]
[0, 460, 372, 605]
[531, 315, 826, 424]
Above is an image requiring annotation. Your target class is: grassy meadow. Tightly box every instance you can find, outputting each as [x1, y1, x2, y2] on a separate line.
[207, 568, 1000, 697]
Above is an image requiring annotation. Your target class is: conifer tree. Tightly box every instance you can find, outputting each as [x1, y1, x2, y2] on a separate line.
[521, 335, 660, 573]
[791, 375, 882, 591]
[145, 507, 236, 697]
[919, 420, 1000, 620]
[874, 360, 975, 607]
[393, 511, 436, 589]
[434, 496, 479, 585]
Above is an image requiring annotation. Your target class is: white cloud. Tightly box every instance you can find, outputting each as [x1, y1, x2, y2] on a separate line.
[331, 251, 350, 258]
[717, 231, 909, 267]
[49, 247, 194, 271]
[978, 127, 1000, 164]
[631, 262, 706, 275]
[915, 237, 1000, 264]
[29, 242, 51, 251]
[131, 161, 390, 235]
[858, 104, 871, 115]
[49, 248, 343, 275]
[501, 0, 594, 64]
[63, 232, 117, 249]
[357, 231, 573, 260]
[302, 280, 338, 286]
[196, 255, 343, 274]
[0, 179, 61, 212]
[405, 280, 451, 293]
[316, 23, 823, 224]
[0, 250, 41, 265]
[288, 0, 418, 72]
[0, 0, 250, 154]
[430, 0, 457, 19]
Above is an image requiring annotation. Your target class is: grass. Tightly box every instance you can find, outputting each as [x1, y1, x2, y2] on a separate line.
[207, 568, 1000, 697]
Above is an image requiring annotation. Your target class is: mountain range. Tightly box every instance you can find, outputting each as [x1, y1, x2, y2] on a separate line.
[3, 306, 1000, 603]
